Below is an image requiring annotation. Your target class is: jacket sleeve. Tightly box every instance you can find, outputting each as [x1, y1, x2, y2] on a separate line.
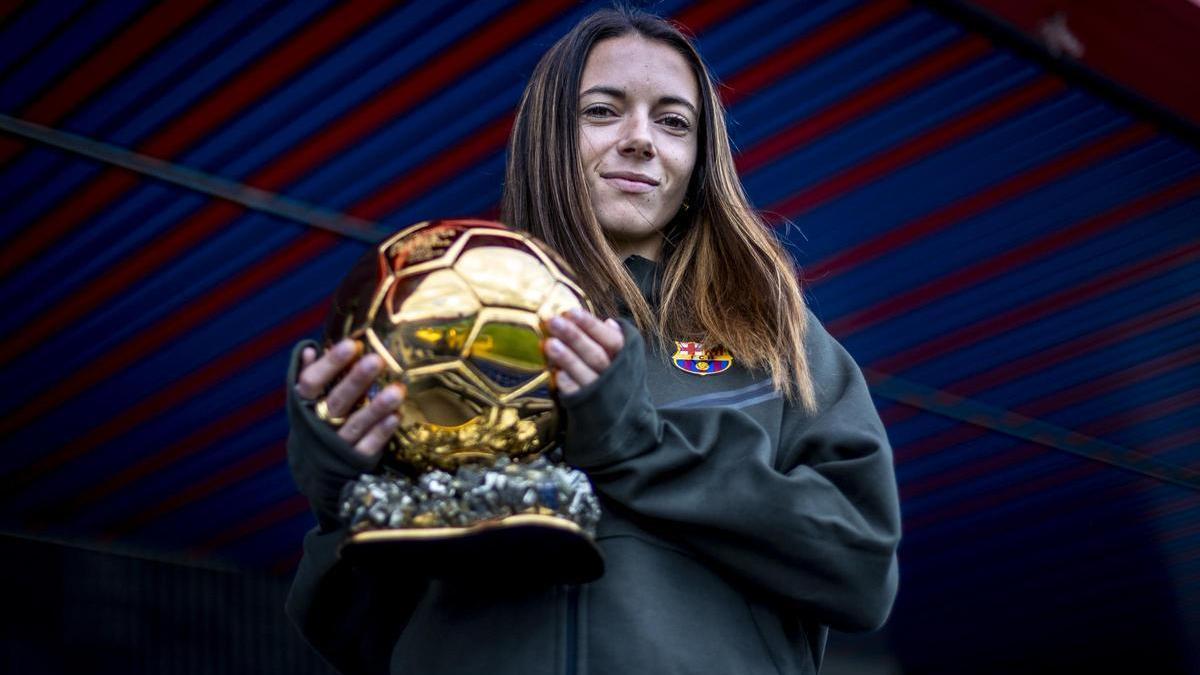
[283, 340, 427, 675]
[559, 314, 901, 632]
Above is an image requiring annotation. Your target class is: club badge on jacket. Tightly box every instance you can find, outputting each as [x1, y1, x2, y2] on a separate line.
[671, 341, 732, 376]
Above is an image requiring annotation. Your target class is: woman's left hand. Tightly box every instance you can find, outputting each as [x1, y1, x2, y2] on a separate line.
[545, 308, 624, 395]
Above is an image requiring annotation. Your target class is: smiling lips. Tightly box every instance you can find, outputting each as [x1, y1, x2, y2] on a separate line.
[601, 171, 660, 194]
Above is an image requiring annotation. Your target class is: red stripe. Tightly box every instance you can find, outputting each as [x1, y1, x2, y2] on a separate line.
[23, 1, 213, 127]
[269, 548, 304, 576]
[806, 123, 1156, 281]
[1162, 520, 1200, 546]
[54, 1, 760, 553]
[873, 239, 1200, 369]
[901, 389, 1200, 501]
[0, 0, 748, 441]
[0, 116, 523, 440]
[903, 446, 1200, 540]
[722, 0, 909, 107]
[27, 390, 285, 529]
[908, 472, 1200, 575]
[942, 293, 1200, 398]
[191, 493, 310, 554]
[148, 3, 397, 161]
[0, 1, 570, 369]
[0, 1, 28, 19]
[907, 482, 1200, 614]
[904, 457, 1106, 532]
[735, 35, 990, 173]
[1084, 388, 1200, 437]
[879, 401, 919, 426]
[0, 200, 241, 370]
[350, 113, 515, 221]
[0, 300, 326, 493]
[1142, 427, 1199, 456]
[1, 4, 580, 523]
[1022, 349, 1200, 420]
[875, 250, 1200, 426]
[101, 442, 285, 540]
[900, 443, 1044, 500]
[670, 0, 755, 35]
[0, 1, 394, 280]
[895, 346, 1200, 467]
[765, 76, 1067, 221]
[0, 168, 142, 278]
[0, 226, 332, 438]
[902, 467, 1163, 586]
[0, 137, 22, 162]
[246, 0, 572, 192]
[826, 173, 1200, 336]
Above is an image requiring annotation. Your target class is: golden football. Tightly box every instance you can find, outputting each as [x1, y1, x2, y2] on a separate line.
[324, 219, 590, 471]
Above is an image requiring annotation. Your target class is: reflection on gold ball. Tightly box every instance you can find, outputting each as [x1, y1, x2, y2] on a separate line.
[325, 220, 590, 471]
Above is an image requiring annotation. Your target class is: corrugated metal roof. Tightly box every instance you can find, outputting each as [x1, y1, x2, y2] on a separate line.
[1, 0, 1196, 667]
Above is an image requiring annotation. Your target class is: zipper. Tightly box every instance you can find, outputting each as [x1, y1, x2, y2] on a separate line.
[564, 584, 579, 675]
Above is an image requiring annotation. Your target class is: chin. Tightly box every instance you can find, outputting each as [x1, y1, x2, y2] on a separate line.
[596, 207, 670, 239]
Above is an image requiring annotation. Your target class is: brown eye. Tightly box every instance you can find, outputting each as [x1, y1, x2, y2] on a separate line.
[582, 105, 616, 118]
[660, 114, 691, 131]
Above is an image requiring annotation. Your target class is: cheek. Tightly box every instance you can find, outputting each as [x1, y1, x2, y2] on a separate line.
[578, 126, 611, 166]
[666, 145, 698, 194]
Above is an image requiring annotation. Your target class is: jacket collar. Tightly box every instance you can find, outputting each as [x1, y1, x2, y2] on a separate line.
[622, 255, 662, 307]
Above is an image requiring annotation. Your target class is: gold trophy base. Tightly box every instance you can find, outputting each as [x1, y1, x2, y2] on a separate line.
[339, 512, 605, 584]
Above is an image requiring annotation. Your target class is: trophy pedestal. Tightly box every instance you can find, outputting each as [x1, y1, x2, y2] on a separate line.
[339, 513, 604, 584]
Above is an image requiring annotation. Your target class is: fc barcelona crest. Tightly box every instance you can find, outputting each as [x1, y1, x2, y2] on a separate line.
[671, 341, 733, 376]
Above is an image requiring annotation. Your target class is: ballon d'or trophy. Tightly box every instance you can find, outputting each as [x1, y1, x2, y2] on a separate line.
[325, 219, 603, 583]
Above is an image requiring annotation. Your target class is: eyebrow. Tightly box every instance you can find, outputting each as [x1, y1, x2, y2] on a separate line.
[580, 85, 698, 116]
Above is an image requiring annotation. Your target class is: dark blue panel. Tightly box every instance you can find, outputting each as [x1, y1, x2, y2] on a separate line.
[0, 0, 90, 76]
[0, 0, 150, 111]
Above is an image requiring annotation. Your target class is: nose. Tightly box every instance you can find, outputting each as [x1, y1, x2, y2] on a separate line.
[617, 113, 654, 159]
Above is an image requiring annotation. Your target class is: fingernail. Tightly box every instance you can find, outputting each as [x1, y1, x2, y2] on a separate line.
[362, 355, 381, 374]
[385, 415, 399, 428]
[546, 338, 563, 354]
[334, 340, 355, 358]
[549, 317, 566, 332]
[567, 307, 585, 319]
[379, 385, 400, 405]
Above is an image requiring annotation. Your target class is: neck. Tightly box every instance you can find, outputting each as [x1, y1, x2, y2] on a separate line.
[609, 233, 663, 261]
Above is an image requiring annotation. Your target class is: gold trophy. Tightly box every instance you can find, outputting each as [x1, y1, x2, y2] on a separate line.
[324, 219, 603, 583]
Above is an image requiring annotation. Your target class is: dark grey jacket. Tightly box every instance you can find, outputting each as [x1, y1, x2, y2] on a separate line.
[285, 257, 901, 675]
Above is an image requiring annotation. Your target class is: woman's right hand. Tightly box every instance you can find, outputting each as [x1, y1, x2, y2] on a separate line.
[294, 338, 406, 468]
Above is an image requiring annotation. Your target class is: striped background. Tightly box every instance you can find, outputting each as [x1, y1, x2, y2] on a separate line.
[1, 0, 1196, 668]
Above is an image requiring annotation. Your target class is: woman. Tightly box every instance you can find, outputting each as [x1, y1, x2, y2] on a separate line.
[287, 8, 900, 675]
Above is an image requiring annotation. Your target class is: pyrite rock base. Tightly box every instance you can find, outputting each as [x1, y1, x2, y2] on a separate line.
[336, 456, 605, 584]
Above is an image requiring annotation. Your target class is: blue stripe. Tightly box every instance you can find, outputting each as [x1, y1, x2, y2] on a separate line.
[663, 379, 775, 409]
[730, 390, 784, 410]
[0, 0, 152, 111]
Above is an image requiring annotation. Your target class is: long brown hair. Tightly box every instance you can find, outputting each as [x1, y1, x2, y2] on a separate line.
[502, 7, 815, 409]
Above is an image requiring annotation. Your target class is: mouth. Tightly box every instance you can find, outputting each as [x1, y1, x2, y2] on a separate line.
[600, 171, 660, 194]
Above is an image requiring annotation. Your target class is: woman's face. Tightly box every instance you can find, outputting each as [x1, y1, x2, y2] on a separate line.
[578, 35, 699, 260]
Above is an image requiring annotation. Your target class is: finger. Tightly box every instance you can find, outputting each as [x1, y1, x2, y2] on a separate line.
[567, 309, 624, 357]
[324, 353, 383, 418]
[352, 414, 399, 467]
[548, 315, 611, 374]
[339, 383, 405, 444]
[555, 369, 580, 396]
[295, 339, 359, 399]
[301, 347, 317, 367]
[545, 337, 599, 389]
